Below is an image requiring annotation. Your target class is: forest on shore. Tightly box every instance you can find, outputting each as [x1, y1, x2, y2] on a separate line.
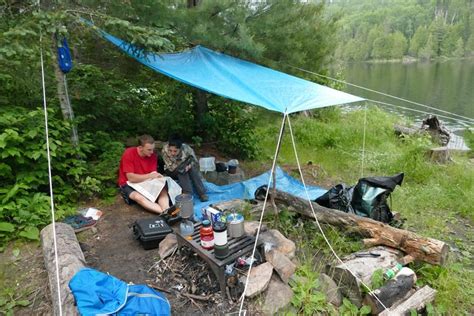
[326, 0, 474, 61]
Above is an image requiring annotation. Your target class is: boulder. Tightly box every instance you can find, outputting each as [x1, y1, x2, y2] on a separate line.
[263, 275, 294, 315]
[265, 249, 296, 283]
[158, 234, 177, 259]
[258, 229, 296, 259]
[239, 262, 273, 298]
[244, 221, 268, 236]
[318, 273, 343, 307]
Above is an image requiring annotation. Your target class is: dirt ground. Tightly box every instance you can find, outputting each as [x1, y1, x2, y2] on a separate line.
[0, 242, 52, 315]
[2, 194, 263, 315]
[81, 196, 261, 315]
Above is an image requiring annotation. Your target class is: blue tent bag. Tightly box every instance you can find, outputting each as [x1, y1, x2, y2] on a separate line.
[69, 268, 170, 315]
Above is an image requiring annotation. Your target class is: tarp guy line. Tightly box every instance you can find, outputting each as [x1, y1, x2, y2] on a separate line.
[367, 98, 474, 125]
[290, 65, 474, 124]
[286, 115, 389, 312]
[238, 114, 287, 316]
[40, 32, 63, 316]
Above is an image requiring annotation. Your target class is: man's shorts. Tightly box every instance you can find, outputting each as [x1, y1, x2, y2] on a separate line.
[119, 184, 136, 205]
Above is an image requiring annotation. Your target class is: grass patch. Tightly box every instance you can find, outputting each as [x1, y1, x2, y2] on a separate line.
[252, 107, 474, 314]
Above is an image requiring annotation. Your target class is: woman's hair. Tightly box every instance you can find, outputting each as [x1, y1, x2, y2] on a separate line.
[168, 134, 183, 149]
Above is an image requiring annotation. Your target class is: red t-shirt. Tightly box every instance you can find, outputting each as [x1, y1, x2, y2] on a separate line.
[118, 147, 158, 186]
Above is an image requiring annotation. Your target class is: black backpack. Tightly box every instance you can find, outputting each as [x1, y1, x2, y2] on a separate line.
[316, 173, 404, 224]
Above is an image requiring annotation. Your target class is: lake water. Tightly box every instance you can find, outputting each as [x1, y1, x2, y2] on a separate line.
[339, 59, 474, 130]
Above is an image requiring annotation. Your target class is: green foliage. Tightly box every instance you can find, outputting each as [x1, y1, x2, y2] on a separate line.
[369, 269, 384, 290]
[0, 107, 121, 247]
[464, 130, 474, 157]
[327, 0, 474, 60]
[338, 298, 371, 316]
[202, 98, 258, 158]
[0, 286, 30, 316]
[410, 262, 474, 315]
[289, 264, 334, 315]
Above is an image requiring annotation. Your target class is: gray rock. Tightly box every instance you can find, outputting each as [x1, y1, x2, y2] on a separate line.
[239, 262, 273, 298]
[158, 233, 177, 259]
[263, 274, 294, 315]
[318, 273, 343, 307]
[244, 221, 268, 236]
[265, 249, 296, 283]
[258, 229, 296, 259]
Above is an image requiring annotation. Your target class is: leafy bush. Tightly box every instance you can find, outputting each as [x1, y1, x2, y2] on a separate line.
[0, 107, 121, 248]
[202, 97, 258, 158]
[289, 265, 333, 315]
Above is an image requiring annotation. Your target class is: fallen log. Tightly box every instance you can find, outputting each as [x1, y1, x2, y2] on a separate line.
[394, 124, 419, 136]
[363, 267, 416, 314]
[379, 285, 437, 316]
[41, 223, 86, 316]
[271, 190, 449, 266]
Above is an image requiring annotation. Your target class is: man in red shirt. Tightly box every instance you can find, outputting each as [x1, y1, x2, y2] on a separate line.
[118, 135, 169, 214]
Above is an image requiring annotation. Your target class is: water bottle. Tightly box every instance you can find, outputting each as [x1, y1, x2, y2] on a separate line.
[383, 263, 403, 280]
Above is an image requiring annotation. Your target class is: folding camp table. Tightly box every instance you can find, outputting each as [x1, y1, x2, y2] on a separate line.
[175, 222, 263, 295]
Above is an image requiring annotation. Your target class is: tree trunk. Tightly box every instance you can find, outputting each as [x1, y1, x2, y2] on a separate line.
[193, 89, 208, 133]
[270, 189, 449, 266]
[187, 0, 201, 7]
[186, 0, 207, 135]
[41, 223, 86, 315]
[52, 35, 79, 146]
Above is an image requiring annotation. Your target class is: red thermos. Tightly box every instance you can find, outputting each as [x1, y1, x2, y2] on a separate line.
[200, 220, 214, 250]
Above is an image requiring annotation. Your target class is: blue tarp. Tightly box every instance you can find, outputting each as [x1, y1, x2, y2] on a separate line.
[91, 25, 364, 114]
[192, 167, 327, 219]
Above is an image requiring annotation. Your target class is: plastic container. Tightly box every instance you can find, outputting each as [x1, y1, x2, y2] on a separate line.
[213, 221, 228, 246]
[175, 194, 194, 219]
[199, 157, 216, 172]
[214, 243, 229, 259]
[227, 213, 244, 238]
[180, 219, 194, 238]
[227, 159, 239, 174]
[200, 220, 214, 250]
[384, 263, 403, 280]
